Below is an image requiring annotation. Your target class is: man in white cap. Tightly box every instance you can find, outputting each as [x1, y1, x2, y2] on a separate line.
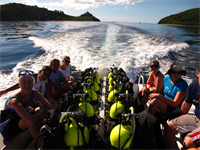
[164, 66, 200, 149]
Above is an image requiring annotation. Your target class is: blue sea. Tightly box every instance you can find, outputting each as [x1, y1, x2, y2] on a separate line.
[0, 21, 199, 109]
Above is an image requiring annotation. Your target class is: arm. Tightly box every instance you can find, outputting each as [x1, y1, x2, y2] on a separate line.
[181, 101, 192, 114]
[33, 89, 53, 111]
[149, 91, 186, 108]
[46, 78, 55, 103]
[153, 75, 164, 93]
[61, 76, 69, 84]
[51, 81, 71, 92]
[145, 72, 154, 89]
[0, 83, 19, 96]
[46, 79, 58, 107]
[10, 98, 46, 125]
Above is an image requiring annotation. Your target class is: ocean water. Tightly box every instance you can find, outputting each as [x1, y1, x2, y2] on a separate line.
[0, 21, 199, 109]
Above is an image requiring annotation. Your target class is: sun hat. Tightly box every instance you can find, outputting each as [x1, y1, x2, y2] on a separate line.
[166, 62, 186, 75]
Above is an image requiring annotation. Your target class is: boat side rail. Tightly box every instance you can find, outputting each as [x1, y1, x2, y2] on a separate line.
[133, 75, 145, 95]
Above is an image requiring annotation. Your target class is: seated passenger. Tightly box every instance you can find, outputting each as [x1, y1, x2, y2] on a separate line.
[148, 62, 188, 115]
[141, 60, 164, 108]
[59, 56, 79, 84]
[0, 66, 58, 108]
[164, 66, 200, 149]
[4, 70, 53, 144]
[49, 59, 72, 99]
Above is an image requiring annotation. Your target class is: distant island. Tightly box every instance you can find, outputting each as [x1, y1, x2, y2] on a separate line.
[158, 8, 199, 26]
[0, 3, 100, 21]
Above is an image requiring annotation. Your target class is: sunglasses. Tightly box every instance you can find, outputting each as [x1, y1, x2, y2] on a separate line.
[42, 70, 51, 77]
[19, 70, 34, 77]
[65, 60, 70, 63]
[171, 70, 182, 74]
[150, 65, 159, 68]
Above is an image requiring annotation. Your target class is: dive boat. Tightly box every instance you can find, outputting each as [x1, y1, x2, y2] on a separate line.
[0, 67, 195, 150]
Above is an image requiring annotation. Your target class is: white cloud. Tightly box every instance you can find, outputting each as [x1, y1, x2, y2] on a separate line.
[175, 7, 181, 11]
[17, 0, 37, 3]
[175, 6, 187, 11]
[15, 0, 147, 10]
[183, 6, 187, 9]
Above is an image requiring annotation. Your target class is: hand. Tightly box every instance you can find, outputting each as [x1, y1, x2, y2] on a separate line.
[27, 108, 35, 114]
[53, 101, 59, 108]
[141, 87, 147, 91]
[149, 87, 155, 92]
[73, 77, 79, 82]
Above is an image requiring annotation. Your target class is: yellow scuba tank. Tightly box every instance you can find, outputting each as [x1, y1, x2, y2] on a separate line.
[108, 81, 122, 92]
[108, 89, 118, 103]
[82, 83, 98, 102]
[59, 113, 90, 147]
[109, 101, 125, 119]
[110, 107, 135, 149]
[78, 102, 94, 118]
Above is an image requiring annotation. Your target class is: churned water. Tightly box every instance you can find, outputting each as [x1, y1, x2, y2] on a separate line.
[0, 21, 199, 109]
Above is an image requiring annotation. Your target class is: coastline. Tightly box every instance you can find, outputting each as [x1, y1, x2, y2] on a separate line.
[158, 23, 200, 27]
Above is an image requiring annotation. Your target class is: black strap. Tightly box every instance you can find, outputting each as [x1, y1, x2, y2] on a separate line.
[77, 123, 88, 148]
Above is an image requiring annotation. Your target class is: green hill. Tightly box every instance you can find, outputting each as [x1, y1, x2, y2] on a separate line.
[0, 3, 100, 21]
[158, 8, 199, 26]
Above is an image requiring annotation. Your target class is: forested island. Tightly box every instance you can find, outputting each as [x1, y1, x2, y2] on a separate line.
[158, 8, 199, 26]
[0, 3, 100, 21]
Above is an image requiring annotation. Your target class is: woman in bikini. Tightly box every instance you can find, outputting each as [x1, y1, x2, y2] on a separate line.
[0, 66, 58, 108]
[141, 60, 164, 108]
[4, 70, 53, 144]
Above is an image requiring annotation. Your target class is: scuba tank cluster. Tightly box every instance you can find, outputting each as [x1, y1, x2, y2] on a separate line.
[36, 66, 139, 150]
[36, 67, 103, 149]
[104, 65, 139, 149]
[58, 67, 103, 149]
[106, 65, 132, 119]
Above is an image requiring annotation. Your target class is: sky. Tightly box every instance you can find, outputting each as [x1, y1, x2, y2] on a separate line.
[0, 0, 199, 23]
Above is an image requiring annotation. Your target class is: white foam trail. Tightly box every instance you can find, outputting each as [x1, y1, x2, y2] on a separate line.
[30, 23, 189, 82]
